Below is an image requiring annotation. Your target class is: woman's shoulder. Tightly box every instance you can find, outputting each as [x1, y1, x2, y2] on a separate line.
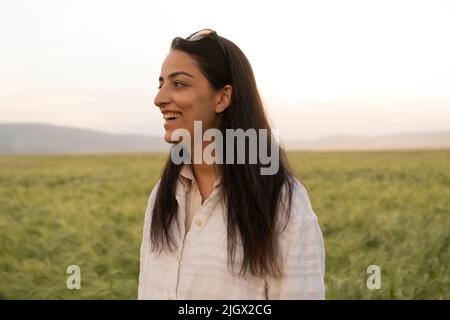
[282, 178, 319, 230]
[147, 179, 162, 207]
[142, 179, 162, 221]
[292, 178, 314, 210]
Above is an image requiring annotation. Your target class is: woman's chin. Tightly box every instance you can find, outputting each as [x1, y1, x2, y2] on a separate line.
[164, 134, 174, 144]
[164, 131, 178, 144]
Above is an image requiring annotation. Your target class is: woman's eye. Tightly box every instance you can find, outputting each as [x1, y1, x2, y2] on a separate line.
[156, 82, 185, 90]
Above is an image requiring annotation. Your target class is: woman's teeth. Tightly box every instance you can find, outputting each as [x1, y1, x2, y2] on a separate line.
[163, 112, 181, 120]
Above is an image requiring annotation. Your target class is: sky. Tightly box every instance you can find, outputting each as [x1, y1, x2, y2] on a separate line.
[1, 0, 449, 140]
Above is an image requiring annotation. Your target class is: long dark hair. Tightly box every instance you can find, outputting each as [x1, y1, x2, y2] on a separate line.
[150, 33, 296, 278]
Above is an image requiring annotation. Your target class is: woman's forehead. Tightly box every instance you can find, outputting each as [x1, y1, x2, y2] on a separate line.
[160, 50, 200, 77]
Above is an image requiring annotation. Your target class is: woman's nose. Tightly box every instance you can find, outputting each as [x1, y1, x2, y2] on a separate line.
[154, 85, 170, 109]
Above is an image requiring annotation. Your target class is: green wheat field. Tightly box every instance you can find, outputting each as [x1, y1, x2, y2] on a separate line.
[0, 150, 448, 299]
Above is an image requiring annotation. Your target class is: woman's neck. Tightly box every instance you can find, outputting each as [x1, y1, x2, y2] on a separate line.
[189, 138, 219, 179]
[191, 162, 218, 182]
[191, 162, 218, 203]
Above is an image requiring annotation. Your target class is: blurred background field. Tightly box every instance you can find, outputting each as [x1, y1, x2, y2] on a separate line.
[0, 150, 448, 299]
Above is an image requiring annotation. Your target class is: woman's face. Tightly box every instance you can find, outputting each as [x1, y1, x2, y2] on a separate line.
[154, 50, 231, 143]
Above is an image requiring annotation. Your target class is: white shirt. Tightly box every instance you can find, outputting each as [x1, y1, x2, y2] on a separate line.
[138, 165, 326, 300]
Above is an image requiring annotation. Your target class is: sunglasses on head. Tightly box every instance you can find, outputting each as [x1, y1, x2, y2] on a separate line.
[186, 29, 228, 61]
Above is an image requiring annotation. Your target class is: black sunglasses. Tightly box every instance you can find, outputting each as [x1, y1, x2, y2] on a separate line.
[186, 29, 228, 61]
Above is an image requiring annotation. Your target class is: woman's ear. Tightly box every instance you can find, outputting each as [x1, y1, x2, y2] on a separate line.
[215, 84, 233, 114]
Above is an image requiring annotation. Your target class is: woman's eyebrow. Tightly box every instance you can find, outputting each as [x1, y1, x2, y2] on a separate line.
[159, 71, 194, 82]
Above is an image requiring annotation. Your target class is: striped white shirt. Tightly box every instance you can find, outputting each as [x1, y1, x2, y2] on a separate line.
[138, 165, 325, 300]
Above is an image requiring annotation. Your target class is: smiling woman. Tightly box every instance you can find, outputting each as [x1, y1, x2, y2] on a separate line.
[155, 49, 231, 144]
[138, 29, 325, 300]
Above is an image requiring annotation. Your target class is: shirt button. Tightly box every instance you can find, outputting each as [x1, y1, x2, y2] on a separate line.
[195, 220, 202, 227]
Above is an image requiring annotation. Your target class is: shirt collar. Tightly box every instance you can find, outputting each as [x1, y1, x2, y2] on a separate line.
[179, 164, 222, 189]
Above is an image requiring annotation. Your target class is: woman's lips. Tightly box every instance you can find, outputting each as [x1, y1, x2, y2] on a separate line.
[163, 114, 182, 129]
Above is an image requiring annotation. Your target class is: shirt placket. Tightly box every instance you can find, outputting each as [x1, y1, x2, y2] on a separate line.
[173, 185, 219, 299]
[166, 185, 187, 300]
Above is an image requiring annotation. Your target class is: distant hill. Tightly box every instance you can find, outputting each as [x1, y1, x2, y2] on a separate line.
[0, 123, 169, 154]
[284, 131, 450, 150]
[0, 123, 449, 154]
